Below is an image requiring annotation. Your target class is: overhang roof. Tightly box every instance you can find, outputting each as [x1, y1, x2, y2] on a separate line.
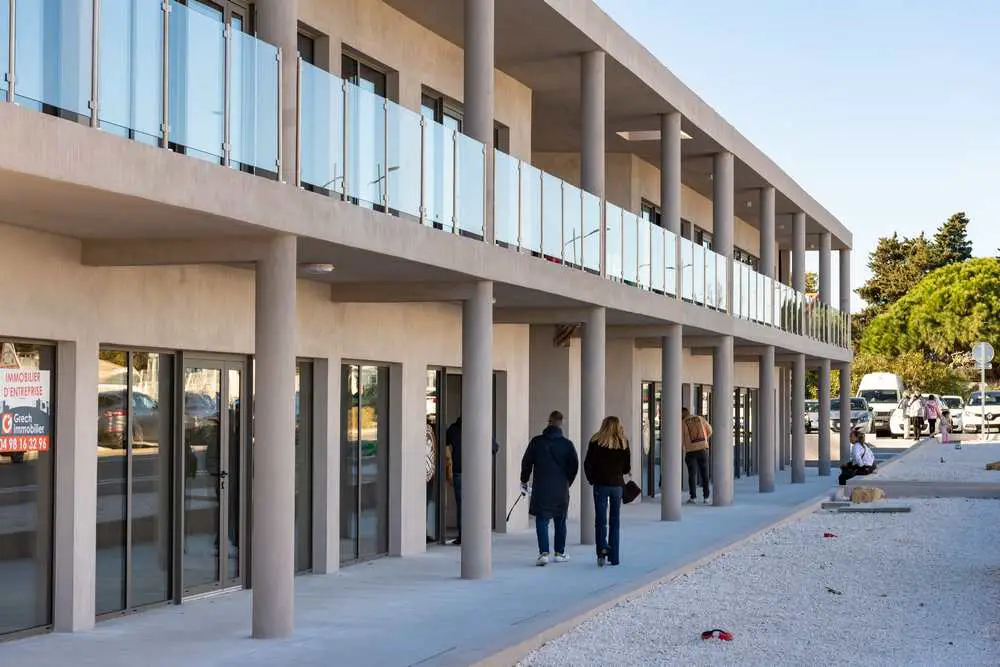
[383, 0, 852, 250]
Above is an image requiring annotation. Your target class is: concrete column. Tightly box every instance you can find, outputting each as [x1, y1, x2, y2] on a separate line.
[839, 363, 852, 463]
[662, 112, 682, 294]
[580, 307, 606, 544]
[713, 152, 735, 309]
[312, 359, 340, 574]
[711, 336, 735, 506]
[758, 347, 776, 492]
[255, 0, 299, 183]
[791, 354, 806, 483]
[840, 248, 852, 346]
[819, 232, 832, 304]
[464, 0, 495, 242]
[661, 326, 683, 520]
[53, 338, 99, 632]
[760, 187, 776, 279]
[581, 51, 605, 274]
[461, 281, 494, 579]
[818, 360, 832, 476]
[792, 212, 807, 293]
[252, 235, 298, 638]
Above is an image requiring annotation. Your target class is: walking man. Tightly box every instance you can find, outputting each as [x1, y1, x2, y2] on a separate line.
[681, 408, 713, 505]
[520, 411, 579, 566]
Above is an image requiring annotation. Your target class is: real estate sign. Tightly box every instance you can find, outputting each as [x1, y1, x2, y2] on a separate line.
[0, 369, 52, 452]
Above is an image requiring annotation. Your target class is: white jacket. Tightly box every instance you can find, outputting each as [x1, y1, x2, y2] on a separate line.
[906, 396, 925, 418]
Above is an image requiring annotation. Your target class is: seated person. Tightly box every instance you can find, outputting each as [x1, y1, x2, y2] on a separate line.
[838, 428, 877, 486]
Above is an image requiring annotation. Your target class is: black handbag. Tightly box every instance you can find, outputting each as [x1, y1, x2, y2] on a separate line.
[623, 480, 641, 504]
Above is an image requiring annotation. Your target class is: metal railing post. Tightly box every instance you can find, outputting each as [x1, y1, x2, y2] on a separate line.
[559, 181, 565, 263]
[90, 0, 100, 128]
[294, 55, 301, 186]
[222, 22, 232, 166]
[6, 0, 15, 103]
[160, 0, 170, 148]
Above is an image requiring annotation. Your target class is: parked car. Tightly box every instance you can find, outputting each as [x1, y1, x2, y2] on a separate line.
[940, 395, 964, 431]
[831, 397, 872, 434]
[804, 400, 819, 433]
[857, 373, 905, 437]
[963, 391, 1000, 433]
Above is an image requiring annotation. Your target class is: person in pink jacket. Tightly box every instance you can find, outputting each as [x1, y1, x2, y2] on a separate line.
[925, 394, 942, 435]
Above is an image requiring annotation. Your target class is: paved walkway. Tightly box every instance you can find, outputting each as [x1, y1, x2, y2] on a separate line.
[2, 470, 836, 667]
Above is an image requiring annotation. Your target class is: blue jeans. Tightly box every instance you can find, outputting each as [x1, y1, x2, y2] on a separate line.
[594, 485, 623, 565]
[535, 514, 567, 555]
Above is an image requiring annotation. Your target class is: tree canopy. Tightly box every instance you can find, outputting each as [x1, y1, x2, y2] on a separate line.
[860, 258, 1000, 360]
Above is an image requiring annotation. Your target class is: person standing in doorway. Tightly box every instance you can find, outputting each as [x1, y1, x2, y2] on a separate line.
[584, 416, 631, 567]
[445, 415, 499, 546]
[681, 408, 713, 505]
[520, 411, 579, 566]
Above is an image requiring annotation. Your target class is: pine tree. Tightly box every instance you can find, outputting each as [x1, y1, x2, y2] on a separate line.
[930, 212, 973, 269]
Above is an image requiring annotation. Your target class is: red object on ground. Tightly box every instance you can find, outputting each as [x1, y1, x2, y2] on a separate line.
[823, 532, 838, 538]
[701, 629, 734, 641]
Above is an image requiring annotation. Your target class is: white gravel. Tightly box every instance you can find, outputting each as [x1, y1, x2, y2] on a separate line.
[873, 440, 1000, 483]
[519, 498, 1000, 667]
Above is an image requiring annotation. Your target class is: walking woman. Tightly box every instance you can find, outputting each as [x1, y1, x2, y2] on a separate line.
[584, 416, 631, 567]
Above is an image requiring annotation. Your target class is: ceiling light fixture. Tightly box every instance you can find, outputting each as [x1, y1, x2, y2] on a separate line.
[300, 263, 335, 274]
[616, 129, 693, 142]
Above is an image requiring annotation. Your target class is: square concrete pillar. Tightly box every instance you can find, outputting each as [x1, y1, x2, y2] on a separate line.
[311, 359, 341, 574]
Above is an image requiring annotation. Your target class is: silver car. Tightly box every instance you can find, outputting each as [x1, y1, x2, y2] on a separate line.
[804, 400, 819, 433]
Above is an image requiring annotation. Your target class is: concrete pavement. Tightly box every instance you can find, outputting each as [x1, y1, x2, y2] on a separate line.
[0, 469, 836, 667]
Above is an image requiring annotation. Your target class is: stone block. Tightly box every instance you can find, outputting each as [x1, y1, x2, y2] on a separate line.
[851, 487, 886, 503]
[985, 461, 1000, 471]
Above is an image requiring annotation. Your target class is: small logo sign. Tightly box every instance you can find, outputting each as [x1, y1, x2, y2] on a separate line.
[0, 413, 11, 435]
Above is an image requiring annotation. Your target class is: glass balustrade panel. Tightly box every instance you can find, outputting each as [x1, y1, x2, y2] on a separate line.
[716, 251, 728, 312]
[229, 31, 279, 173]
[704, 250, 716, 307]
[299, 63, 344, 194]
[604, 204, 623, 281]
[455, 132, 485, 237]
[562, 183, 584, 267]
[637, 217, 652, 290]
[99, 0, 163, 143]
[519, 163, 542, 253]
[622, 211, 639, 285]
[345, 80, 389, 209]
[664, 229, 678, 296]
[0, 0, 7, 99]
[15, 0, 93, 119]
[581, 192, 601, 273]
[692, 244, 705, 305]
[422, 120, 453, 230]
[650, 225, 665, 293]
[541, 173, 563, 259]
[385, 100, 422, 218]
[681, 238, 693, 301]
[167, 1, 224, 161]
[493, 149, 520, 247]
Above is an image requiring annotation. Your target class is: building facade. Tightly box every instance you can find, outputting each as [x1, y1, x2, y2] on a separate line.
[0, 0, 853, 640]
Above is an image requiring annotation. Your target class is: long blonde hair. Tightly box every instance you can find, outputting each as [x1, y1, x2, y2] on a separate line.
[591, 416, 628, 449]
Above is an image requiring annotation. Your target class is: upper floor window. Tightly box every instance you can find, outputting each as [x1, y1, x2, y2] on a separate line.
[297, 32, 316, 65]
[343, 54, 387, 97]
[422, 88, 510, 152]
[641, 200, 662, 228]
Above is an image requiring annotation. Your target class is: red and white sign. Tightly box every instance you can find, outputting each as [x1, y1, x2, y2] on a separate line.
[0, 369, 51, 453]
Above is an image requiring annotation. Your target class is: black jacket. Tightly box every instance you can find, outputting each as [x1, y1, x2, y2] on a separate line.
[446, 417, 499, 474]
[584, 439, 631, 487]
[520, 426, 579, 518]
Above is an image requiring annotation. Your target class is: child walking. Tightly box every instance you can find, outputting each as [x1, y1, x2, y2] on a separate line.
[940, 409, 951, 444]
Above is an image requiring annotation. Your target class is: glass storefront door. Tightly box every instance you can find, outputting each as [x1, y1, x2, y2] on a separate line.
[95, 350, 173, 616]
[181, 359, 245, 595]
[733, 388, 757, 479]
[294, 362, 314, 573]
[0, 340, 55, 637]
[341, 364, 390, 564]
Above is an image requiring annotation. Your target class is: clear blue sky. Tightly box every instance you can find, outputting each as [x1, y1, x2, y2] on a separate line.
[594, 0, 999, 311]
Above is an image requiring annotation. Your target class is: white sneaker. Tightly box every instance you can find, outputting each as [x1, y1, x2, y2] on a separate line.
[536, 553, 549, 566]
[552, 552, 570, 563]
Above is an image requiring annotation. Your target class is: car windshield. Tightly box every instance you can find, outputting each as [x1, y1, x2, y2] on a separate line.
[967, 392, 1000, 407]
[942, 397, 963, 409]
[831, 399, 868, 411]
[860, 389, 898, 403]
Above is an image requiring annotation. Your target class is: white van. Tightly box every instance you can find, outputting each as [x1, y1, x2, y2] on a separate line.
[857, 373, 906, 437]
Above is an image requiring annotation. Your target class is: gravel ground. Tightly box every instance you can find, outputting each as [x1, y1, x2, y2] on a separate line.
[873, 440, 1000, 483]
[519, 498, 1000, 667]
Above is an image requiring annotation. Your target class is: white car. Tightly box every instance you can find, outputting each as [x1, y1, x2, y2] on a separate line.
[962, 391, 1000, 434]
[804, 400, 819, 433]
[831, 397, 872, 434]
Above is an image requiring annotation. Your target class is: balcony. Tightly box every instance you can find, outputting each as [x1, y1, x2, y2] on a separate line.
[0, 0, 850, 349]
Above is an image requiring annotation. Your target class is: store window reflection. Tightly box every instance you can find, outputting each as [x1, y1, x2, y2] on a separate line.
[0, 340, 55, 637]
[95, 350, 173, 616]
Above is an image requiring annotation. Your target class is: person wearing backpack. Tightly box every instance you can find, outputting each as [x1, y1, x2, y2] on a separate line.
[681, 408, 713, 505]
[520, 411, 579, 566]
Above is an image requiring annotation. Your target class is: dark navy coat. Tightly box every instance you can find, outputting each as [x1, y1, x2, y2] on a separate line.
[520, 426, 579, 518]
